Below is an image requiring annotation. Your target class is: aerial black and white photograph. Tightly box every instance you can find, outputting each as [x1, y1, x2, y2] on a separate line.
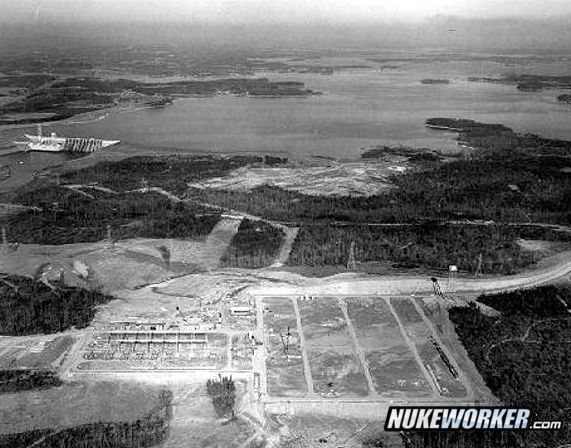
[0, 1, 570, 447]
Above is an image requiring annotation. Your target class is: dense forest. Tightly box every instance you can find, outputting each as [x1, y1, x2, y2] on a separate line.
[0, 369, 62, 394]
[2, 154, 289, 245]
[57, 154, 286, 195]
[190, 147, 571, 226]
[221, 219, 285, 269]
[467, 73, 571, 92]
[4, 124, 570, 273]
[189, 119, 570, 227]
[435, 286, 571, 447]
[51, 76, 316, 97]
[0, 274, 115, 335]
[1, 155, 292, 246]
[287, 223, 570, 274]
[4, 188, 220, 245]
[360, 145, 442, 166]
[0, 390, 172, 448]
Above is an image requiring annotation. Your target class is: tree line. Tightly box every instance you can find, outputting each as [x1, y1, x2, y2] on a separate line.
[188, 123, 571, 227]
[0, 274, 115, 336]
[439, 286, 571, 448]
[0, 390, 172, 448]
[190, 148, 570, 227]
[58, 154, 274, 195]
[287, 223, 568, 274]
[0, 369, 62, 394]
[221, 219, 285, 269]
[3, 188, 220, 245]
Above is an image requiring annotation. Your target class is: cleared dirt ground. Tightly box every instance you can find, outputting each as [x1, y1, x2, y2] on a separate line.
[188, 161, 407, 197]
[390, 298, 467, 398]
[263, 297, 308, 397]
[262, 294, 470, 402]
[0, 335, 75, 370]
[345, 297, 431, 396]
[160, 382, 260, 448]
[299, 298, 368, 397]
[0, 217, 241, 294]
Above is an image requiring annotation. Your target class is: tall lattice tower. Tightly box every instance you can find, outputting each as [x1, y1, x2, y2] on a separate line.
[347, 241, 356, 270]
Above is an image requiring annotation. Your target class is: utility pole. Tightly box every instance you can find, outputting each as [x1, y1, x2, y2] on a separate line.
[52, 202, 58, 224]
[474, 253, 483, 277]
[347, 241, 356, 270]
[104, 224, 115, 255]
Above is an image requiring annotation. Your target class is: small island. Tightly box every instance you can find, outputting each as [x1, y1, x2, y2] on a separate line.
[421, 78, 450, 85]
[0, 76, 319, 125]
[468, 74, 571, 92]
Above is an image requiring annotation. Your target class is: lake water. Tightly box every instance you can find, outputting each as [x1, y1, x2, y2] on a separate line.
[1, 55, 571, 191]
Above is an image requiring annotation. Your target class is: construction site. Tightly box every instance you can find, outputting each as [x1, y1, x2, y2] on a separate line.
[2, 208, 569, 403]
[64, 287, 474, 421]
[1, 212, 571, 448]
[59, 264, 478, 399]
[1, 159, 571, 446]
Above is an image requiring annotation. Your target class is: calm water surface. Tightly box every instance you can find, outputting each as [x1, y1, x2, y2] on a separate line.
[1, 56, 570, 190]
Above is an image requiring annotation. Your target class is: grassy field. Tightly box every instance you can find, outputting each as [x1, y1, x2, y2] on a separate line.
[0, 381, 169, 434]
[11, 336, 75, 369]
[0, 336, 75, 370]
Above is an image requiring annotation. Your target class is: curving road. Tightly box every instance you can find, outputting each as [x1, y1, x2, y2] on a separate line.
[252, 249, 571, 298]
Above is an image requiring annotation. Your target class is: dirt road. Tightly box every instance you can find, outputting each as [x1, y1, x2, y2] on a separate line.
[252, 249, 571, 297]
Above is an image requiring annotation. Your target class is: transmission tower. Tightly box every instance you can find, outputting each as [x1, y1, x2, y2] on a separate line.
[346, 241, 356, 270]
[431, 277, 444, 297]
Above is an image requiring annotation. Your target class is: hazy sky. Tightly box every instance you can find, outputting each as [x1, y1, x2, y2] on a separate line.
[2, 0, 571, 23]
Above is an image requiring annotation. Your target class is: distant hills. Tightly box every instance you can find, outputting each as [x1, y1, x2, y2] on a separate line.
[2, 17, 571, 52]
